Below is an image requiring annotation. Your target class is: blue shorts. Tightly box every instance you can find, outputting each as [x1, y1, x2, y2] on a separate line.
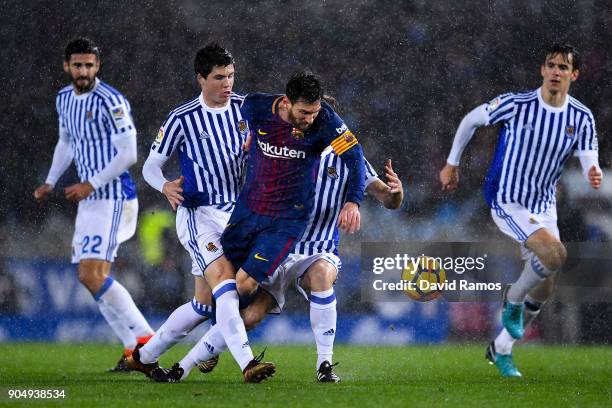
[220, 205, 306, 283]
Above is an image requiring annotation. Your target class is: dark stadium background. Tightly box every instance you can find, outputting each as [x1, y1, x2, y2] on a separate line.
[1, 0, 611, 344]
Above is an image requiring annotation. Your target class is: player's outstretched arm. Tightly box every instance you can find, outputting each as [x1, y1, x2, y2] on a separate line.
[366, 159, 404, 209]
[441, 104, 490, 191]
[440, 163, 460, 191]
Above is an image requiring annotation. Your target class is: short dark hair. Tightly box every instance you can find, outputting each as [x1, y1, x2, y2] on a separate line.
[545, 44, 580, 71]
[285, 72, 323, 104]
[194, 43, 234, 78]
[65, 38, 100, 61]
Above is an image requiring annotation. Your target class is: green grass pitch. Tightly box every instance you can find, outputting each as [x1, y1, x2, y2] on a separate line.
[0, 343, 610, 407]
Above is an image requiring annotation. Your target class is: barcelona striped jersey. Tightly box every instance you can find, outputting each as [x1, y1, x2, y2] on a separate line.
[238, 93, 365, 219]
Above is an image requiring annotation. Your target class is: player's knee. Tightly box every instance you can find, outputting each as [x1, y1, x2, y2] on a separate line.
[241, 307, 265, 331]
[540, 243, 566, 271]
[305, 263, 337, 291]
[204, 258, 234, 286]
[77, 266, 103, 293]
[236, 279, 258, 297]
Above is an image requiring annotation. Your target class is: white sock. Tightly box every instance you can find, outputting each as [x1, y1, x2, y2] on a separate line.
[310, 288, 337, 369]
[95, 277, 154, 339]
[179, 323, 227, 379]
[494, 295, 545, 355]
[507, 255, 553, 304]
[212, 279, 254, 371]
[97, 298, 137, 350]
[139, 299, 213, 364]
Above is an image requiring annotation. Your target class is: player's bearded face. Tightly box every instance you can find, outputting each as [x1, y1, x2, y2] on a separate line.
[288, 100, 321, 131]
[64, 54, 99, 94]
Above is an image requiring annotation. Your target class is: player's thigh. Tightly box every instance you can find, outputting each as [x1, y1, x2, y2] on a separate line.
[175, 206, 229, 278]
[240, 217, 305, 284]
[72, 199, 125, 264]
[218, 205, 258, 273]
[297, 253, 341, 295]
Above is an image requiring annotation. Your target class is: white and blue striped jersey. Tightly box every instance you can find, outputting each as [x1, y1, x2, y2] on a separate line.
[56, 78, 137, 200]
[484, 87, 598, 213]
[293, 147, 378, 256]
[151, 93, 247, 211]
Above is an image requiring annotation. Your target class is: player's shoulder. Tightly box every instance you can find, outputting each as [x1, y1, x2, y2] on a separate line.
[318, 100, 339, 122]
[57, 85, 73, 96]
[95, 80, 127, 101]
[168, 95, 201, 118]
[56, 85, 73, 104]
[568, 95, 594, 118]
[243, 92, 282, 116]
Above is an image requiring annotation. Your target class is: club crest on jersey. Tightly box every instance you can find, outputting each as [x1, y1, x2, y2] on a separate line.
[327, 166, 339, 179]
[292, 128, 304, 139]
[565, 125, 575, 138]
[86, 111, 94, 122]
[486, 97, 501, 113]
[238, 120, 248, 135]
[206, 242, 218, 252]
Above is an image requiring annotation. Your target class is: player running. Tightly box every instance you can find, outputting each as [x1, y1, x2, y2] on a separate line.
[201, 73, 366, 382]
[439, 44, 602, 377]
[33, 38, 154, 370]
[153, 146, 403, 383]
[126, 43, 247, 378]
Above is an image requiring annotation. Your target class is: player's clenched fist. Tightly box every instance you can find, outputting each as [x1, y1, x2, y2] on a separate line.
[162, 176, 185, 211]
[440, 163, 460, 191]
[337, 201, 360, 234]
[33, 183, 53, 202]
[588, 165, 603, 189]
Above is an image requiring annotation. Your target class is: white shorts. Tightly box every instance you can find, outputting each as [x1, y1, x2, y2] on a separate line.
[262, 252, 341, 314]
[72, 198, 138, 263]
[491, 201, 559, 259]
[176, 206, 229, 276]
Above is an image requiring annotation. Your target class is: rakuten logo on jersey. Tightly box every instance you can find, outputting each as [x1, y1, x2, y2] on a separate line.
[258, 139, 306, 159]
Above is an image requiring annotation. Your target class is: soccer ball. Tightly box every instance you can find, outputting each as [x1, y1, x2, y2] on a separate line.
[402, 256, 447, 302]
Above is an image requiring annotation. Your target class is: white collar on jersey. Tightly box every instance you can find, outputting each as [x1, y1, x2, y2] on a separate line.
[537, 86, 569, 113]
[72, 77, 100, 100]
[199, 92, 232, 113]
